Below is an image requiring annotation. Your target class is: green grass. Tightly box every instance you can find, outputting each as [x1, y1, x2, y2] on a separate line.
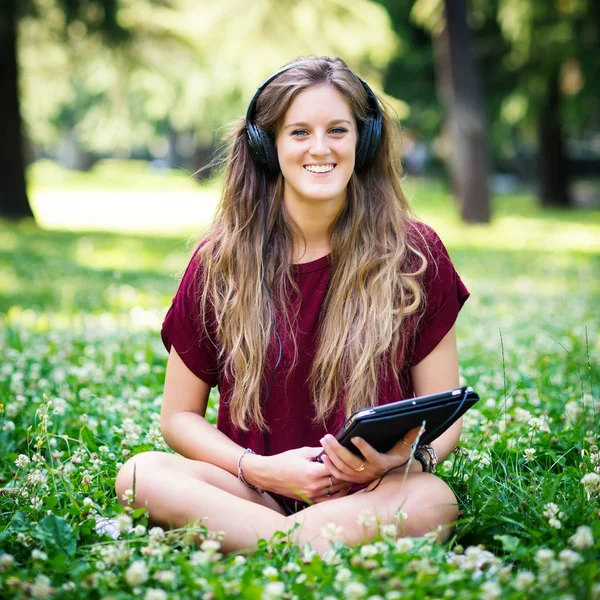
[0, 173, 599, 599]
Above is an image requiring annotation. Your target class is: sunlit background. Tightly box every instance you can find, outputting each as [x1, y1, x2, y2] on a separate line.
[1, 0, 599, 320]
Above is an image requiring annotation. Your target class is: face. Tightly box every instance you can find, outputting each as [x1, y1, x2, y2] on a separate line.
[275, 85, 357, 211]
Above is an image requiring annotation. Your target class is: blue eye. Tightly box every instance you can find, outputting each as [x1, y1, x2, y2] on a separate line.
[291, 129, 309, 137]
[330, 127, 348, 135]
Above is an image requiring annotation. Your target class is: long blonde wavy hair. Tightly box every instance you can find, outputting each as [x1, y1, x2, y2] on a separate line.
[198, 57, 427, 432]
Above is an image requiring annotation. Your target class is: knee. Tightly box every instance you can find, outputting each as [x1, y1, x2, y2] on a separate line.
[114, 451, 167, 503]
[400, 474, 459, 539]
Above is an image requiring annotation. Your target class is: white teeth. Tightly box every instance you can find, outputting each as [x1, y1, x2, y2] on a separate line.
[304, 164, 335, 173]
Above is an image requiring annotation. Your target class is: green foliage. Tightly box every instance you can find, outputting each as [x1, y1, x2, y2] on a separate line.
[19, 0, 402, 154]
[0, 180, 599, 597]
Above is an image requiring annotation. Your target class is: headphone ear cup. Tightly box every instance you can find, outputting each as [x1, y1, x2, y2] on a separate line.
[257, 128, 279, 174]
[355, 119, 374, 171]
[246, 122, 268, 170]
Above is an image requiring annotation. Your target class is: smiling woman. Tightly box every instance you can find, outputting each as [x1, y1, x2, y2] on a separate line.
[276, 85, 357, 258]
[114, 56, 470, 554]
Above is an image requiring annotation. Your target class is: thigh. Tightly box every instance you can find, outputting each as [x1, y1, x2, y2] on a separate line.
[116, 451, 286, 516]
[287, 472, 458, 550]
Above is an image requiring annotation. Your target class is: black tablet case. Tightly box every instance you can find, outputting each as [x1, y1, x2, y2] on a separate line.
[335, 386, 479, 456]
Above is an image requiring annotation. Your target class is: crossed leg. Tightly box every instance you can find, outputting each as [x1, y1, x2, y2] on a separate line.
[115, 451, 458, 554]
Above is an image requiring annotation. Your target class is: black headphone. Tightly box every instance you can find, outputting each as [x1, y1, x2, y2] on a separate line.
[246, 59, 383, 174]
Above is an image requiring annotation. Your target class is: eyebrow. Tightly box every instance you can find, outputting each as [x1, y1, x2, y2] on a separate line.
[284, 119, 352, 130]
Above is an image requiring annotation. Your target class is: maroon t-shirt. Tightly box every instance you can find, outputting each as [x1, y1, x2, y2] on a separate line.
[161, 222, 469, 500]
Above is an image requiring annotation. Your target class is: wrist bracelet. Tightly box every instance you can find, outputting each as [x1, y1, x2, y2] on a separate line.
[414, 450, 430, 472]
[420, 444, 438, 472]
[237, 448, 264, 494]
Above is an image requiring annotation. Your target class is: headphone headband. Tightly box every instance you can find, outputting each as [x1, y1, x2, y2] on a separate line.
[245, 59, 383, 173]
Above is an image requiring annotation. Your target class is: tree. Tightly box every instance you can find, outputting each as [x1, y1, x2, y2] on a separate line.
[495, 0, 600, 208]
[442, 0, 490, 222]
[0, 0, 128, 219]
[0, 1, 32, 218]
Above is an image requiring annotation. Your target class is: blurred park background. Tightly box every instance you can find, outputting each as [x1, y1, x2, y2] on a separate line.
[0, 0, 599, 317]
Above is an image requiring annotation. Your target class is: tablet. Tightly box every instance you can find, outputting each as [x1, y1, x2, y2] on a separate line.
[316, 386, 479, 460]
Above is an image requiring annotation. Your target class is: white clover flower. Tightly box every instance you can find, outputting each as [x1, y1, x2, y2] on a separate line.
[83, 497, 93, 507]
[524, 448, 536, 462]
[133, 524, 146, 536]
[548, 518, 562, 529]
[31, 549, 48, 561]
[323, 549, 342, 565]
[513, 408, 532, 423]
[233, 555, 246, 566]
[27, 470, 48, 486]
[148, 526, 165, 541]
[116, 514, 133, 533]
[360, 544, 378, 559]
[395, 509, 408, 522]
[334, 567, 353, 586]
[153, 570, 176, 585]
[125, 560, 149, 587]
[570, 525, 594, 549]
[513, 571, 535, 591]
[301, 544, 317, 564]
[528, 416, 551, 434]
[321, 521, 344, 542]
[581, 472, 600, 494]
[395, 537, 414, 553]
[543, 503, 559, 519]
[121, 488, 135, 504]
[558, 549, 583, 569]
[262, 566, 279, 578]
[144, 589, 167, 600]
[262, 581, 285, 600]
[480, 581, 502, 600]
[344, 581, 368, 600]
[282, 561, 301, 573]
[386, 592, 402, 600]
[200, 539, 221, 555]
[30, 574, 54, 599]
[15, 454, 30, 468]
[380, 524, 397, 539]
[0, 553, 15, 571]
[535, 548, 554, 567]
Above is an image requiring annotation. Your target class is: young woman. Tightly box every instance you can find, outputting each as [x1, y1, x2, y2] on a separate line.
[115, 56, 469, 555]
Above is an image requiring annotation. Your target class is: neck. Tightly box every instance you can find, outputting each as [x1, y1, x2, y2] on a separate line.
[284, 188, 345, 264]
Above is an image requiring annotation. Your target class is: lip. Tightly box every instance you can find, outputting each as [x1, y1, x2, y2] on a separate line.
[303, 164, 337, 175]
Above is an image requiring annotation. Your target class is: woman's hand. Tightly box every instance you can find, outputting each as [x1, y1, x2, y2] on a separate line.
[318, 425, 424, 485]
[246, 447, 351, 503]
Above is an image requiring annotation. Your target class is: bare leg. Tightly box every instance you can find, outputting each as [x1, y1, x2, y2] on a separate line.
[115, 452, 458, 554]
[289, 471, 458, 554]
[115, 451, 287, 552]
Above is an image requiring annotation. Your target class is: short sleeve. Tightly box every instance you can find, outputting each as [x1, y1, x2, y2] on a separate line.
[160, 251, 219, 387]
[409, 223, 470, 366]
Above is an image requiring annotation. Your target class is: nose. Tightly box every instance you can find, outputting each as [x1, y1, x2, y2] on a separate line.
[309, 132, 330, 156]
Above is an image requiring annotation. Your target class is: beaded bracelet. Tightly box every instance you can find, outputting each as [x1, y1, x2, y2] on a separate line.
[237, 448, 264, 494]
[420, 444, 438, 472]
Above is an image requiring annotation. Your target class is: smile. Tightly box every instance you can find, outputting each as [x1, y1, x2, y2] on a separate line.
[304, 164, 336, 174]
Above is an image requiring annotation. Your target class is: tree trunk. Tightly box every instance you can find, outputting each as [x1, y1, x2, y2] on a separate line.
[538, 71, 571, 207]
[0, 1, 34, 219]
[444, 0, 490, 223]
[432, 26, 460, 201]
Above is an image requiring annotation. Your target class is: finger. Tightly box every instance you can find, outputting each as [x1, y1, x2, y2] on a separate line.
[321, 434, 365, 473]
[404, 424, 425, 446]
[321, 454, 355, 483]
[349, 437, 389, 469]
